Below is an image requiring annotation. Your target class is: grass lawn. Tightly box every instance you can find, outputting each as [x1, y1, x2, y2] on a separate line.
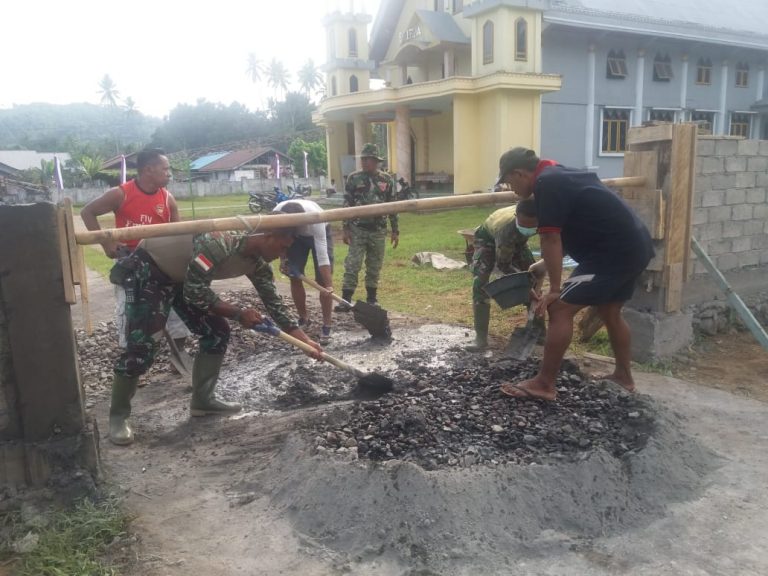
[77, 195, 543, 340]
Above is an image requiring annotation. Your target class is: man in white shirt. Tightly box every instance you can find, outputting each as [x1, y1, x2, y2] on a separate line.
[276, 199, 335, 343]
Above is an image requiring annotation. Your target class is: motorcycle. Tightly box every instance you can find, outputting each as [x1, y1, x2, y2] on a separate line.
[248, 184, 312, 213]
[396, 177, 419, 200]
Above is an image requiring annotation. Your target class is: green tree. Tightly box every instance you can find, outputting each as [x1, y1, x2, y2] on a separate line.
[288, 137, 327, 177]
[246, 53, 264, 83]
[98, 74, 120, 107]
[123, 97, 138, 115]
[298, 59, 324, 99]
[269, 92, 316, 134]
[79, 155, 105, 182]
[266, 58, 291, 101]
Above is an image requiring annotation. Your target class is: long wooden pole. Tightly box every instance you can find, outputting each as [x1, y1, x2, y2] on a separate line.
[75, 176, 646, 246]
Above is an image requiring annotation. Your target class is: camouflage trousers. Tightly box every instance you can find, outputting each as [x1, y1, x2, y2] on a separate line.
[113, 254, 230, 378]
[342, 224, 387, 291]
[470, 224, 534, 306]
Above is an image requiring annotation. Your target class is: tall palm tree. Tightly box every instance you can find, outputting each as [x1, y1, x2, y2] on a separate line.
[246, 53, 264, 83]
[98, 74, 120, 107]
[266, 58, 291, 101]
[123, 97, 138, 115]
[246, 53, 266, 110]
[298, 59, 324, 99]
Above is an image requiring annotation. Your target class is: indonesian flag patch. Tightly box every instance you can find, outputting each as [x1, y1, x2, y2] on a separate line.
[193, 254, 213, 272]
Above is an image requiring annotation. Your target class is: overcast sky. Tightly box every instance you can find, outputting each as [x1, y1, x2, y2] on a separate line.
[1, 0, 381, 118]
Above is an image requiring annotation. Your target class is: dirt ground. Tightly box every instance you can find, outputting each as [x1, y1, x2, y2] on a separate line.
[70, 270, 768, 576]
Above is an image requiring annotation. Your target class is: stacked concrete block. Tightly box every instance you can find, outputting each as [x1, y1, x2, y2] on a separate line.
[692, 137, 768, 273]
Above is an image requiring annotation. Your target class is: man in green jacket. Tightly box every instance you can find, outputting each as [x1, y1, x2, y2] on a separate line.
[337, 143, 399, 309]
[468, 198, 544, 350]
[108, 202, 322, 446]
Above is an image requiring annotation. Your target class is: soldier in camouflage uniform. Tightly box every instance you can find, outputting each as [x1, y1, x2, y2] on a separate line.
[468, 198, 545, 350]
[107, 203, 322, 446]
[337, 143, 399, 309]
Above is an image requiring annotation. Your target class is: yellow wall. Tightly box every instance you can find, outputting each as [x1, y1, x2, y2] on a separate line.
[325, 121, 351, 186]
[453, 90, 541, 194]
[471, 8, 542, 76]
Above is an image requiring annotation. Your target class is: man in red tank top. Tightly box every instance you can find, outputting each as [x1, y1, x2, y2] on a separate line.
[81, 148, 191, 372]
[81, 148, 178, 256]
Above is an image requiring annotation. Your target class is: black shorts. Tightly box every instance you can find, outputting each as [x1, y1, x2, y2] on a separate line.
[284, 225, 334, 281]
[559, 265, 643, 306]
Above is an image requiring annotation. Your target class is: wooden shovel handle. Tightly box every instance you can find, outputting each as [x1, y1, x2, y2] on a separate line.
[275, 329, 363, 377]
[299, 275, 349, 306]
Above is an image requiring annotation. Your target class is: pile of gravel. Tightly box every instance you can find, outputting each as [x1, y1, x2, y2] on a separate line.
[307, 351, 654, 468]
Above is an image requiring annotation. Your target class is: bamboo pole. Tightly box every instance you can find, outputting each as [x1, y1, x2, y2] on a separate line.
[75, 177, 647, 246]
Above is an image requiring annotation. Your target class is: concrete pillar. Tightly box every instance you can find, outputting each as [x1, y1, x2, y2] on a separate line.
[718, 60, 729, 134]
[443, 49, 455, 78]
[0, 203, 99, 489]
[624, 307, 694, 362]
[634, 49, 645, 127]
[395, 106, 412, 183]
[584, 44, 596, 169]
[754, 67, 765, 138]
[680, 55, 689, 112]
[353, 115, 367, 171]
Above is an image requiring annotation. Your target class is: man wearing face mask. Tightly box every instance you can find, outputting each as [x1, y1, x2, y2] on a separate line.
[467, 198, 545, 351]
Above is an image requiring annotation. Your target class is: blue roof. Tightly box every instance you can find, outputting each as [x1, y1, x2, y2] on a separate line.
[190, 152, 229, 171]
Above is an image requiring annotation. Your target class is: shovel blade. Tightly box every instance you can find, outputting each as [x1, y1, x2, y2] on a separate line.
[351, 372, 394, 400]
[351, 301, 391, 339]
[504, 325, 542, 360]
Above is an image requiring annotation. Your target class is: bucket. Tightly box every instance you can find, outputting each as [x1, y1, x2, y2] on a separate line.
[483, 272, 531, 309]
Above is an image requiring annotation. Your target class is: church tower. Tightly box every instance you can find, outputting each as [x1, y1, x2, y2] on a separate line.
[322, 3, 374, 97]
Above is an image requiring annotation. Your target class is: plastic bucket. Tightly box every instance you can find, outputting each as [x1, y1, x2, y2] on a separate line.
[483, 272, 531, 309]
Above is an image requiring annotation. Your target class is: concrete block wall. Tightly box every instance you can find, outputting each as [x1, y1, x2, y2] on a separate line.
[693, 137, 768, 274]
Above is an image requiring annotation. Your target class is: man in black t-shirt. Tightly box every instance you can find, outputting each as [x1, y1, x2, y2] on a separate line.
[495, 147, 654, 401]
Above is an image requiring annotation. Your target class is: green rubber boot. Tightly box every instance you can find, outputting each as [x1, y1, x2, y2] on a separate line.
[190, 353, 242, 417]
[109, 374, 139, 445]
[466, 302, 491, 351]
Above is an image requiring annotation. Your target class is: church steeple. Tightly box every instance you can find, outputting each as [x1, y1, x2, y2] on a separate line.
[323, 4, 374, 97]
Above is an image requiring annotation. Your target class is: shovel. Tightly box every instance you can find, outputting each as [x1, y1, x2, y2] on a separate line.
[251, 321, 394, 398]
[299, 275, 391, 339]
[163, 328, 193, 378]
[504, 304, 544, 360]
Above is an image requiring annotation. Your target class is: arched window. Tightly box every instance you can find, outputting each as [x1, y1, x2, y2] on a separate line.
[350, 75, 359, 93]
[482, 21, 494, 65]
[348, 28, 358, 58]
[515, 18, 527, 61]
[331, 76, 337, 96]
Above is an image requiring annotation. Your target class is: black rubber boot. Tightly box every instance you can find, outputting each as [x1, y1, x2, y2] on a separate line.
[366, 287, 378, 306]
[334, 290, 354, 312]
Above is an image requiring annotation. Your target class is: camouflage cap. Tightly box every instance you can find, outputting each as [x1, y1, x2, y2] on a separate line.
[360, 143, 384, 161]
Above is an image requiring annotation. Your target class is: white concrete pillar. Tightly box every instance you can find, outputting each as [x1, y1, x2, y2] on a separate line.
[584, 44, 596, 169]
[401, 64, 408, 85]
[755, 67, 765, 138]
[718, 60, 729, 134]
[634, 49, 645, 126]
[395, 106, 411, 182]
[353, 115, 367, 171]
[680, 55, 689, 113]
[443, 49, 455, 78]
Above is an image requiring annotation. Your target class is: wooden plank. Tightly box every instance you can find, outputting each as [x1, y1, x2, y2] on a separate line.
[77, 246, 93, 335]
[667, 124, 697, 286]
[623, 150, 659, 189]
[56, 206, 77, 304]
[578, 307, 604, 343]
[627, 124, 673, 145]
[61, 198, 81, 284]
[614, 187, 665, 240]
[665, 262, 684, 312]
